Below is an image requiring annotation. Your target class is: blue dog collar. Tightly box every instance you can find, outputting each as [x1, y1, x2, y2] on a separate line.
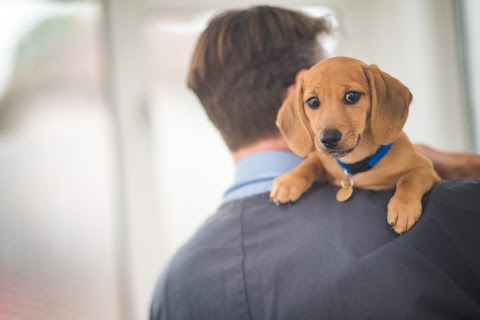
[336, 143, 393, 175]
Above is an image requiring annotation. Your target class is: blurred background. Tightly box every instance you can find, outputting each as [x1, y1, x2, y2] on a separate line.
[0, 0, 478, 319]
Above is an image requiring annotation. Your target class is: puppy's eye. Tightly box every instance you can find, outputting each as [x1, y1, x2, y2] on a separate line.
[306, 97, 320, 109]
[344, 91, 361, 104]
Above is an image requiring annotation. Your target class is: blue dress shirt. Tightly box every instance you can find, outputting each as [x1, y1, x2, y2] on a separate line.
[222, 151, 303, 204]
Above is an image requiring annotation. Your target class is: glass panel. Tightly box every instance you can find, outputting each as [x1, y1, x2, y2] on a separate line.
[458, 0, 480, 151]
[0, 1, 121, 319]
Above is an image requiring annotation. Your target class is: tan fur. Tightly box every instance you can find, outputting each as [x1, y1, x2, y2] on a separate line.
[270, 57, 440, 234]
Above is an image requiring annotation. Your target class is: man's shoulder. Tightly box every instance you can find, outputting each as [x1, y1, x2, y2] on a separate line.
[418, 179, 480, 240]
[150, 184, 396, 319]
[173, 178, 479, 262]
[151, 179, 480, 320]
[427, 178, 480, 205]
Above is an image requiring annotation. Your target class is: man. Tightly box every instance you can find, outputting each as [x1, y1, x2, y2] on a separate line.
[151, 6, 480, 320]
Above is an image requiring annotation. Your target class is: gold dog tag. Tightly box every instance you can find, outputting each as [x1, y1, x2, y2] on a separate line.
[336, 174, 354, 202]
[336, 185, 353, 202]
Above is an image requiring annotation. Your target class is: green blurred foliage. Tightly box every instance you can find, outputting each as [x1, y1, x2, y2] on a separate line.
[14, 16, 78, 75]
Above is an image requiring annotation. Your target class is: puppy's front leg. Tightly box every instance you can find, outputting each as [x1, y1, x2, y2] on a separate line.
[387, 167, 440, 234]
[270, 152, 326, 204]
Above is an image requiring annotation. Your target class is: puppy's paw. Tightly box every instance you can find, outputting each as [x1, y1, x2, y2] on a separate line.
[387, 195, 422, 234]
[270, 173, 312, 205]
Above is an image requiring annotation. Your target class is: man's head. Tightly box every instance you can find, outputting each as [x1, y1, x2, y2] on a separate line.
[187, 6, 332, 152]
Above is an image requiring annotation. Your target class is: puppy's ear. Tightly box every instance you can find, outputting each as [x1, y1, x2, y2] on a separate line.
[365, 64, 412, 145]
[276, 76, 314, 157]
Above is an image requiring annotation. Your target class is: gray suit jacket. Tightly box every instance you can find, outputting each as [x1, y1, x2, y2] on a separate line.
[150, 180, 480, 320]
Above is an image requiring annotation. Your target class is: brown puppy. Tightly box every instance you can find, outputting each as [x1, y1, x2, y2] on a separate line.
[270, 56, 440, 234]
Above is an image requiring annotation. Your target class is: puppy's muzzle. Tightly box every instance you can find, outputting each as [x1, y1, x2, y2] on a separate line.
[320, 129, 342, 149]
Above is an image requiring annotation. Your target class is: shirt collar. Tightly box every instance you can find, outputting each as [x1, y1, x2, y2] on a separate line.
[222, 150, 303, 204]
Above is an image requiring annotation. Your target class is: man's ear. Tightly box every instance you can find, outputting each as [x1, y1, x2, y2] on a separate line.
[295, 69, 308, 82]
[365, 64, 412, 145]
[276, 76, 314, 157]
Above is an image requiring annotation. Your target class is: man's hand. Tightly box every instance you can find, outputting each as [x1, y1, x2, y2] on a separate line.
[416, 144, 480, 180]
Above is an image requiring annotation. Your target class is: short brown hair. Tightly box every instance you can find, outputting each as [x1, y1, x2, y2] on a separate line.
[187, 6, 332, 151]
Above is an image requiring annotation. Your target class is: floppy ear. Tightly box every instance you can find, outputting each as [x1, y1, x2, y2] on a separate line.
[276, 76, 314, 157]
[365, 64, 412, 145]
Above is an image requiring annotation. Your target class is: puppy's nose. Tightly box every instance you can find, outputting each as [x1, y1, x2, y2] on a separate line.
[320, 129, 342, 149]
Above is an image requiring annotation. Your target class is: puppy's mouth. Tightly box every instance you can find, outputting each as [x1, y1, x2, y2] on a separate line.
[322, 135, 361, 159]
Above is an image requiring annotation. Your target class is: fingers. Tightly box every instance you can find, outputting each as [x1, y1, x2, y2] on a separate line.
[416, 143, 480, 179]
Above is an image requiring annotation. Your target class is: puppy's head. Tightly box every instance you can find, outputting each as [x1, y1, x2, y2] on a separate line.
[277, 56, 412, 158]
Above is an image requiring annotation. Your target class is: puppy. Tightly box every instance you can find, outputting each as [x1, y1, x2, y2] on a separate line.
[270, 56, 440, 234]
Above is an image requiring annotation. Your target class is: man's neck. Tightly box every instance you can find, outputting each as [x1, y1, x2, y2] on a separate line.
[233, 137, 290, 161]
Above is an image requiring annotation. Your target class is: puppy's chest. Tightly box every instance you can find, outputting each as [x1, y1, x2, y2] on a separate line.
[319, 155, 400, 191]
